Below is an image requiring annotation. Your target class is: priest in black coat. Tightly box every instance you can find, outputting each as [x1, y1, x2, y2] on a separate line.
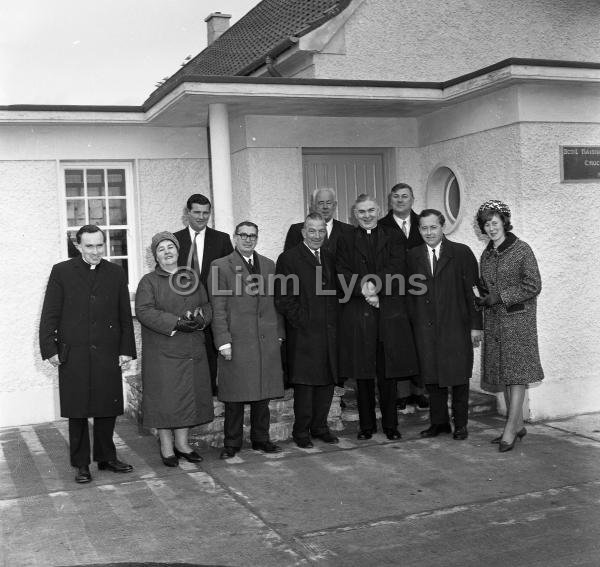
[39, 225, 136, 484]
[173, 193, 233, 392]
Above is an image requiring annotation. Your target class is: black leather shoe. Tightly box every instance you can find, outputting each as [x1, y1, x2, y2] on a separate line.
[97, 459, 133, 473]
[251, 441, 282, 453]
[312, 432, 339, 444]
[357, 430, 373, 440]
[173, 447, 203, 463]
[294, 437, 314, 449]
[453, 426, 468, 440]
[161, 453, 179, 467]
[491, 427, 526, 444]
[384, 428, 402, 440]
[420, 423, 452, 438]
[75, 465, 92, 484]
[220, 447, 239, 460]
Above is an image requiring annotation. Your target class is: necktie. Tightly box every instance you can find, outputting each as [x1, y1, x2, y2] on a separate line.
[187, 231, 199, 270]
[248, 257, 253, 269]
[432, 248, 438, 275]
[314, 249, 321, 265]
[402, 220, 408, 237]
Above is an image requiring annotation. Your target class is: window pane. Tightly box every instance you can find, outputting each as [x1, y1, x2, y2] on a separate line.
[111, 258, 129, 283]
[108, 198, 127, 225]
[107, 169, 126, 196]
[447, 176, 460, 220]
[67, 199, 86, 226]
[65, 170, 84, 197]
[108, 229, 127, 256]
[88, 199, 106, 225]
[87, 169, 105, 197]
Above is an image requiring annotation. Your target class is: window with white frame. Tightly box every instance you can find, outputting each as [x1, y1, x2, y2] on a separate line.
[61, 163, 137, 287]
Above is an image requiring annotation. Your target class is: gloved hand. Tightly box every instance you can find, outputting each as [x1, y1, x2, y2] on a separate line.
[475, 291, 501, 307]
[193, 309, 207, 330]
[175, 318, 200, 333]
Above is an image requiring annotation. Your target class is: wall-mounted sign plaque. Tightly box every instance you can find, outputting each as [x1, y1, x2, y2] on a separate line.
[561, 146, 600, 182]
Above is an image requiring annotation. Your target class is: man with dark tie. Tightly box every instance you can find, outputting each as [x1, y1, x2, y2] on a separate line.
[39, 225, 136, 484]
[378, 182, 429, 412]
[407, 209, 483, 440]
[173, 194, 233, 394]
[336, 195, 419, 441]
[275, 213, 340, 448]
[209, 221, 285, 459]
[283, 188, 353, 254]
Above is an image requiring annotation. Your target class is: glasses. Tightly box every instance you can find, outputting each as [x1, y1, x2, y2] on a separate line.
[236, 233, 258, 242]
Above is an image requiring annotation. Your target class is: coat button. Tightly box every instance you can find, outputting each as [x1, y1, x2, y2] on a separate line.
[90, 345, 97, 349]
[90, 295, 96, 301]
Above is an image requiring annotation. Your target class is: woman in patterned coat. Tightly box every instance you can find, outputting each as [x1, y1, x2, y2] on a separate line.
[475, 201, 544, 452]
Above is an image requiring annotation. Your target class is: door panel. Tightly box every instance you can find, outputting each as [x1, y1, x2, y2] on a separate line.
[303, 152, 385, 224]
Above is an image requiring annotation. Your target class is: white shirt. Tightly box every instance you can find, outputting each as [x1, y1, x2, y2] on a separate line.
[303, 242, 321, 259]
[325, 218, 333, 238]
[427, 243, 442, 274]
[187, 225, 206, 270]
[393, 214, 410, 236]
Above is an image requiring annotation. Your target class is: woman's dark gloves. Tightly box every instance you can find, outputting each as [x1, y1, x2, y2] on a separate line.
[175, 318, 202, 333]
[475, 291, 502, 307]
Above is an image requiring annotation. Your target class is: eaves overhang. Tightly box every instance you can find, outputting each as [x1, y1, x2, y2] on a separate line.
[1, 59, 600, 125]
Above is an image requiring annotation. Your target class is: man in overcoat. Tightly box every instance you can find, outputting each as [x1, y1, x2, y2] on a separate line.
[378, 182, 428, 412]
[336, 195, 419, 440]
[275, 213, 339, 448]
[407, 209, 483, 440]
[173, 193, 233, 394]
[209, 221, 285, 459]
[283, 188, 353, 254]
[39, 225, 136, 483]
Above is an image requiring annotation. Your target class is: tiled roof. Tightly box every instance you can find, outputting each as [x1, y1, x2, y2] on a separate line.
[144, 0, 351, 106]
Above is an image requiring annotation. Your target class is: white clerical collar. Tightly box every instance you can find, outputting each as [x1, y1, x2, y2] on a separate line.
[82, 258, 98, 269]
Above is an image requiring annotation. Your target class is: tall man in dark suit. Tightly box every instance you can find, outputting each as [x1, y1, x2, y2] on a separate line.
[407, 210, 483, 440]
[40, 225, 136, 484]
[337, 195, 419, 441]
[378, 182, 428, 412]
[283, 188, 353, 254]
[173, 194, 233, 393]
[275, 213, 340, 448]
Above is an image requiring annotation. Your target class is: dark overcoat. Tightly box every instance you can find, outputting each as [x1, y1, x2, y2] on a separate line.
[39, 256, 136, 418]
[407, 238, 482, 386]
[479, 233, 544, 385]
[378, 209, 424, 250]
[283, 219, 354, 254]
[336, 225, 419, 380]
[135, 268, 214, 428]
[208, 251, 285, 402]
[275, 244, 338, 385]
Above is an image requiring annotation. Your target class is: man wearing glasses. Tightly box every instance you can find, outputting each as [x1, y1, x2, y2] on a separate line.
[209, 222, 284, 459]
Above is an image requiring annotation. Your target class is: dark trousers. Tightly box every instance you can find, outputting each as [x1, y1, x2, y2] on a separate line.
[426, 382, 469, 427]
[223, 400, 270, 449]
[68, 417, 116, 467]
[292, 384, 334, 440]
[356, 342, 398, 432]
[204, 327, 218, 395]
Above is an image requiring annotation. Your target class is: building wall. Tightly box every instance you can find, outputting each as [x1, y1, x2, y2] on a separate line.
[314, 0, 600, 81]
[0, 124, 210, 427]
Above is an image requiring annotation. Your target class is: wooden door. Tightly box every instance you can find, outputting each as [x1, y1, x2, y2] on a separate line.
[302, 151, 386, 224]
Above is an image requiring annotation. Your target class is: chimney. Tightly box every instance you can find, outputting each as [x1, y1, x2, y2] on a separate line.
[205, 12, 232, 45]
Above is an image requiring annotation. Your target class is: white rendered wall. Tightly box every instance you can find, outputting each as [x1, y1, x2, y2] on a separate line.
[314, 0, 600, 81]
[0, 124, 209, 427]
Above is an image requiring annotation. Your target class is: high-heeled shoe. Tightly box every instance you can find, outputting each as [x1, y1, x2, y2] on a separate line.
[173, 446, 203, 463]
[491, 427, 526, 444]
[157, 439, 179, 467]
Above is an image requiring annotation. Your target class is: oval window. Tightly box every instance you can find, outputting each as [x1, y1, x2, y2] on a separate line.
[425, 166, 463, 232]
[445, 174, 460, 222]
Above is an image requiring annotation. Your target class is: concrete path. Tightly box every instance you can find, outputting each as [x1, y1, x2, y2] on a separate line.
[1, 413, 599, 566]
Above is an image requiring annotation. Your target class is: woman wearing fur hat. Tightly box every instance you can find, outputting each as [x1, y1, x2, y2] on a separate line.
[135, 231, 214, 466]
[475, 201, 544, 452]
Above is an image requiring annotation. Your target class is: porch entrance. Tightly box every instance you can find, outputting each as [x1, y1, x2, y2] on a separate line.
[302, 150, 387, 224]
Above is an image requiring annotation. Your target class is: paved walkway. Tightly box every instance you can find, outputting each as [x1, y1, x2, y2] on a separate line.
[1, 412, 599, 566]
